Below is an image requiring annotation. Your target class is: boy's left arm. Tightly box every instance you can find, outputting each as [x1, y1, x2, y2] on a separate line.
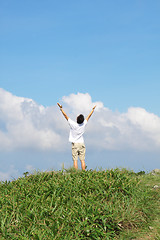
[86, 105, 96, 121]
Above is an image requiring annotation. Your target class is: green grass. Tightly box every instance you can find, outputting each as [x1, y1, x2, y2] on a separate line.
[0, 168, 160, 239]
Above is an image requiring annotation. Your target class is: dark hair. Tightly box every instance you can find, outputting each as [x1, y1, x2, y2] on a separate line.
[77, 114, 84, 124]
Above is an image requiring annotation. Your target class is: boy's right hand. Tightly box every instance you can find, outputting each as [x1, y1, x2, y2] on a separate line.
[57, 103, 62, 108]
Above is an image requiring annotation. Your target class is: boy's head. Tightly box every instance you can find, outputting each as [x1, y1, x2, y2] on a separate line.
[77, 114, 84, 124]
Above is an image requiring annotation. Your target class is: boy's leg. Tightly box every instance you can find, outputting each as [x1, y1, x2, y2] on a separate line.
[78, 144, 86, 170]
[72, 143, 78, 169]
[81, 160, 85, 170]
[74, 160, 78, 170]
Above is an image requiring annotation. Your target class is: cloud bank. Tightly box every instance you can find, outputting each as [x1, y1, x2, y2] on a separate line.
[0, 88, 160, 153]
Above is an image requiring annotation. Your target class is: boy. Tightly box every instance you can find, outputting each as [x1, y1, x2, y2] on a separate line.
[57, 103, 96, 170]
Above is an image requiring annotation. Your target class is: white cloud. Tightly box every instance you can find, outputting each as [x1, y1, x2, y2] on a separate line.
[0, 88, 64, 151]
[0, 165, 18, 181]
[62, 92, 104, 114]
[126, 107, 160, 148]
[26, 164, 35, 172]
[62, 92, 160, 151]
[0, 88, 160, 153]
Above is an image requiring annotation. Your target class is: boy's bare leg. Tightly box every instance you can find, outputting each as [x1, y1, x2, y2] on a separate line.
[81, 160, 86, 170]
[73, 160, 78, 170]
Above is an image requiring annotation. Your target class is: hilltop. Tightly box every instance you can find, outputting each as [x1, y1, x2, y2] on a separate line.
[0, 168, 160, 239]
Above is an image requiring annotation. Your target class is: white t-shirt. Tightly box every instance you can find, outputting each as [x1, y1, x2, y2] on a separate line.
[68, 118, 88, 143]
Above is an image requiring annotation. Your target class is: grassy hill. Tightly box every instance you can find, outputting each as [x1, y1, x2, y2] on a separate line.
[0, 168, 160, 239]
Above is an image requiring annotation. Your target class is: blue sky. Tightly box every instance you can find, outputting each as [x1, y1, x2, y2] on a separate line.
[0, 1, 160, 180]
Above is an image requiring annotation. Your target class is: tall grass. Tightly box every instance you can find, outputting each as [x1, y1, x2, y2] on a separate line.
[0, 168, 159, 239]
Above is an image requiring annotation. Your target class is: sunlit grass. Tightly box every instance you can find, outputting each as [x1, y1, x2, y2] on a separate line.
[0, 168, 159, 239]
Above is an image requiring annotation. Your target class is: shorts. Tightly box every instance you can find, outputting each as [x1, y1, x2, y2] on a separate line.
[72, 143, 86, 162]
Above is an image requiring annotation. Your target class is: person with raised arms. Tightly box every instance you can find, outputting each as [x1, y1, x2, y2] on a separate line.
[57, 103, 96, 170]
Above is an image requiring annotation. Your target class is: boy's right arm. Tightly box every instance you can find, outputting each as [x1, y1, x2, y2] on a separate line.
[57, 103, 69, 121]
